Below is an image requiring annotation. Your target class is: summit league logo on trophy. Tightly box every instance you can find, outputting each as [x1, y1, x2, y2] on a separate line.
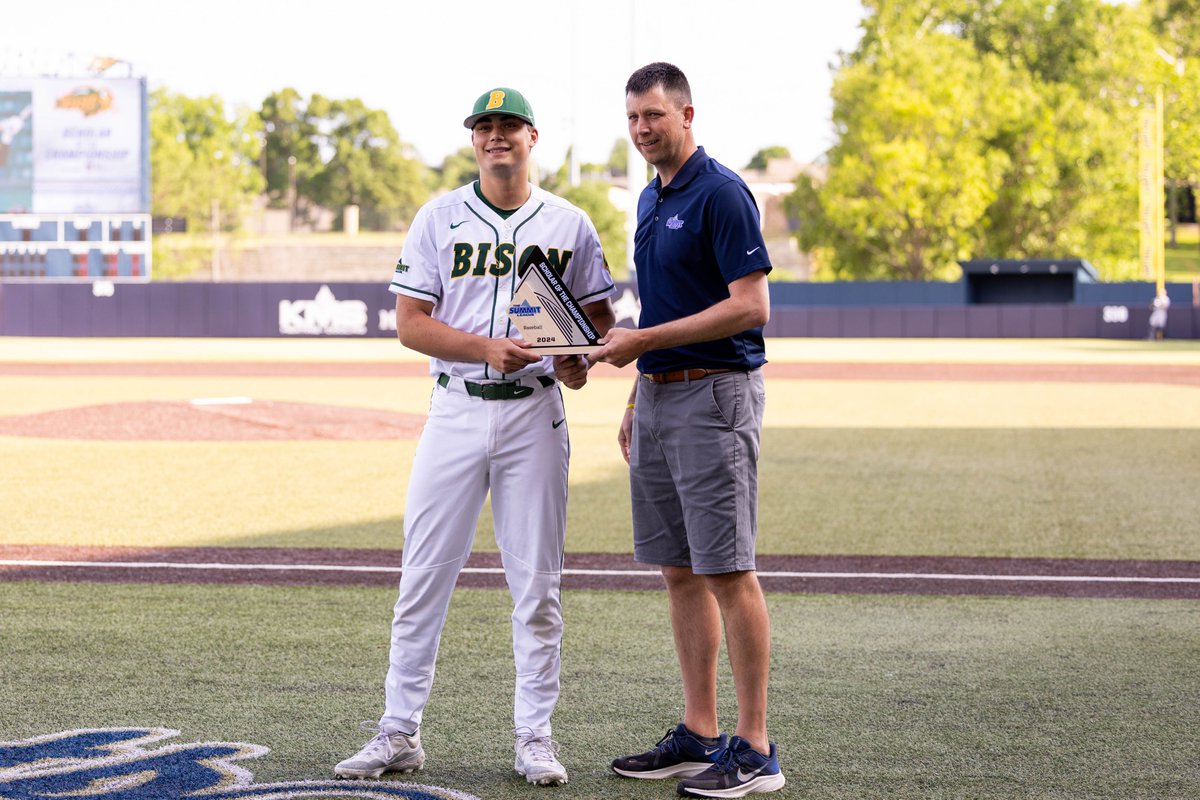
[506, 246, 600, 354]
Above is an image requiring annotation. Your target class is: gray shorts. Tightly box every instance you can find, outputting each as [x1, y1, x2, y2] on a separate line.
[629, 369, 765, 574]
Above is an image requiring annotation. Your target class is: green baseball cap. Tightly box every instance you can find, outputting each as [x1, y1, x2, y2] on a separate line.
[463, 87, 535, 129]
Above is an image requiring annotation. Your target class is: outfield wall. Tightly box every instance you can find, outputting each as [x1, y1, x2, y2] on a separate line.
[0, 280, 1196, 339]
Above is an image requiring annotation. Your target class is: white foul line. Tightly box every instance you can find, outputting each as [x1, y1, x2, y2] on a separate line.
[1, 560, 1199, 585]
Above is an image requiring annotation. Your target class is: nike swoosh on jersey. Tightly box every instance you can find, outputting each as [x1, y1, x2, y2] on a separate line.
[450, 220, 468, 229]
[746, 246, 761, 256]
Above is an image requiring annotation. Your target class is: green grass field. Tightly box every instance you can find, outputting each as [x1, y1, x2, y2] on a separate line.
[2, 337, 1199, 799]
[3, 584, 1197, 799]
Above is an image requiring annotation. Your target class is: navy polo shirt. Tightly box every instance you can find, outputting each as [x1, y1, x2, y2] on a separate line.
[633, 147, 771, 374]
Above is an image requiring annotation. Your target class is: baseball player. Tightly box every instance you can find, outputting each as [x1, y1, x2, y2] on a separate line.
[334, 87, 616, 787]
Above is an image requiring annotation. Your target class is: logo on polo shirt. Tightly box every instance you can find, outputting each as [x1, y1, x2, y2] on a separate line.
[666, 214, 685, 230]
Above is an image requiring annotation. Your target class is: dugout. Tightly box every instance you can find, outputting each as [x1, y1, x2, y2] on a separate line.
[959, 259, 1098, 304]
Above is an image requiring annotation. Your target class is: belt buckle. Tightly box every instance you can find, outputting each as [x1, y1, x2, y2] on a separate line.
[479, 382, 534, 400]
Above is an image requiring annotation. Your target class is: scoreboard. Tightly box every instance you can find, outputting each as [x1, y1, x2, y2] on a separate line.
[0, 76, 150, 280]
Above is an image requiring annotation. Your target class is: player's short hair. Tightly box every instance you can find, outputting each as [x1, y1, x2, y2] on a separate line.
[626, 62, 692, 106]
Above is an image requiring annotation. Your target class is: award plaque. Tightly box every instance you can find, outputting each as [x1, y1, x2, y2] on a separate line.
[506, 246, 600, 355]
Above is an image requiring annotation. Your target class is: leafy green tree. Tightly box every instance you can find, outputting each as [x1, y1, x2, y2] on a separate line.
[606, 138, 628, 177]
[259, 90, 431, 230]
[1151, 0, 1200, 59]
[788, 2, 1008, 280]
[540, 178, 627, 281]
[304, 95, 431, 230]
[791, 0, 1156, 281]
[529, 151, 629, 277]
[437, 146, 479, 190]
[745, 146, 791, 172]
[952, 0, 1145, 276]
[149, 89, 263, 231]
[259, 88, 319, 210]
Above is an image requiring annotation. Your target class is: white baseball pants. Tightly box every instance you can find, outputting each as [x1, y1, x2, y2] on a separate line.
[380, 379, 568, 737]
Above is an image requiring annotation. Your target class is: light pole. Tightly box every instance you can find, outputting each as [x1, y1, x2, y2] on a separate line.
[1152, 48, 1186, 296]
[287, 155, 297, 232]
[211, 149, 223, 281]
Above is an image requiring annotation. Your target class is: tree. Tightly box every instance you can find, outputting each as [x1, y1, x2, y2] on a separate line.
[437, 146, 479, 191]
[539, 178, 626, 280]
[788, 2, 1008, 280]
[259, 88, 319, 211]
[1152, 0, 1200, 59]
[149, 89, 263, 231]
[957, 0, 1145, 276]
[745, 146, 791, 172]
[305, 95, 431, 230]
[790, 0, 1153, 281]
[606, 138, 628, 177]
[259, 90, 431, 230]
[539, 150, 628, 278]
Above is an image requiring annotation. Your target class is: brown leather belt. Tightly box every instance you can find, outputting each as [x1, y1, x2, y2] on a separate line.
[641, 368, 739, 384]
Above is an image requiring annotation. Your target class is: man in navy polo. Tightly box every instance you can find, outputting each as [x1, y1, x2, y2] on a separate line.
[588, 62, 783, 799]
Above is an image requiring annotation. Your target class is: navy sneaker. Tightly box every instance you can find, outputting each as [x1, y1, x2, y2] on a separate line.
[676, 736, 785, 798]
[611, 723, 727, 779]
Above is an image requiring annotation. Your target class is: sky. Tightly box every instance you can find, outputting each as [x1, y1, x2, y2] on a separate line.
[0, 0, 867, 172]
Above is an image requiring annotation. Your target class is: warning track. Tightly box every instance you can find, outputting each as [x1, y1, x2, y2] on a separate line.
[2, 545, 1198, 600]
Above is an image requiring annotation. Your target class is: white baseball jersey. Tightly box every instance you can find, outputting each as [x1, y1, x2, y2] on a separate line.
[389, 182, 616, 381]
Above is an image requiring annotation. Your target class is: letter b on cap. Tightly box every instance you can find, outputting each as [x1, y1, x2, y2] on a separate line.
[486, 90, 505, 110]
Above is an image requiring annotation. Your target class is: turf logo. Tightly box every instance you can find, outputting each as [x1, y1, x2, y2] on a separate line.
[0, 728, 480, 800]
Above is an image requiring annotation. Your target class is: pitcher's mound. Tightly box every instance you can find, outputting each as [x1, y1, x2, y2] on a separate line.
[0, 399, 425, 441]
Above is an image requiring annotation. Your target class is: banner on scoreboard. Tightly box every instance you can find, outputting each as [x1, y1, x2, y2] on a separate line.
[0, 77, 148, 214]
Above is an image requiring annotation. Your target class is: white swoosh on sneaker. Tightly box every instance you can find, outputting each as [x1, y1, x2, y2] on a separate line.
[703, 747, 721, 756]
[736, 765, 765, 781]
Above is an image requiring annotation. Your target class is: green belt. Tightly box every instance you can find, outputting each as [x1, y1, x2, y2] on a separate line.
[437, 373, 555, 400]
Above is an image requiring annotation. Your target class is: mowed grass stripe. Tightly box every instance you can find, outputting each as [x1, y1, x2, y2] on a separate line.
[2, 415, 1198, 560]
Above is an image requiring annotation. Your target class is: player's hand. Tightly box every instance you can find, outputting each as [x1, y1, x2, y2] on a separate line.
[553, 354, 588, 390]
[618, 405, 634, 464]
[484, 338, 542, 374]
[588, 326, 646, 369]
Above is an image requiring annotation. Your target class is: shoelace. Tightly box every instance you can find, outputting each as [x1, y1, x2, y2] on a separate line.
[513, 727, 561, 764]
[354, 721, 408, 757]
[655, 728, 687, 757]
[707, 747, 738, 774]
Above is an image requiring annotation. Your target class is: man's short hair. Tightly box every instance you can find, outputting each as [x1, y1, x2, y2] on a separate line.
[625, 62, 692, 105]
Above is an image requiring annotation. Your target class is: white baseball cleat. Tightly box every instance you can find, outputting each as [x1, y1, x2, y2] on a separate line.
[514, 730, 568, 786]
[334, 723, 425, 779]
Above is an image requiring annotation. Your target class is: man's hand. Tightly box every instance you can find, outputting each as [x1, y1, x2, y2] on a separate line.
[587, 326, 648, 369]
[553, 354, 589, 390]
[618, 404, 634, 464]
[483, 338, 542, 374]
